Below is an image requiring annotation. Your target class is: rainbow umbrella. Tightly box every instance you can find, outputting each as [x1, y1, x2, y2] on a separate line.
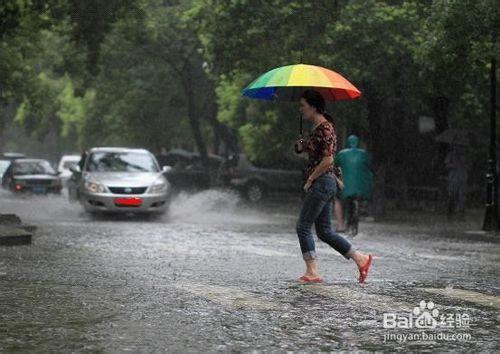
[242, 63, 361, 101]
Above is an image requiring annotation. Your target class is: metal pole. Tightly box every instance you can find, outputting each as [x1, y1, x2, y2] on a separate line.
[482, 56, 498, 231]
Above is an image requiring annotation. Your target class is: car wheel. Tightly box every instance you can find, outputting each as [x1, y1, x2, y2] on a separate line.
[245, 182, 264, 203]
[84, 206, 101, 218]
[68, 186, 78, 203]
[8, 181, 17, 193]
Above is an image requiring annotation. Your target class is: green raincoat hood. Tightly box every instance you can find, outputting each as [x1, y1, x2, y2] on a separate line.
[347, 135, 359, 148]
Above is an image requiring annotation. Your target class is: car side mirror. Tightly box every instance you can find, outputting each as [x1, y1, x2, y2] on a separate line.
[162, 165, 172, 173]
[70, 165, 81, 173]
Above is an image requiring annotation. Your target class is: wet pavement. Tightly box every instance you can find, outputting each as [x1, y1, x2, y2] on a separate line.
[0, 189, 499, 351]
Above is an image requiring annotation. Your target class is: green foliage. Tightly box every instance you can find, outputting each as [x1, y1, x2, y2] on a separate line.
[4, 22, 85, 143]
[80, 0, 211, 153]
[418, 0, 499, 130]
[1, 0, 498, 174]
[189, 0, 346, 163]
[191, 0, 340, 76]
[326, 0, 423, 92]
[215, 74, 250, 127]
[191, 0, 497, 166]
[57, 81, 94, 144]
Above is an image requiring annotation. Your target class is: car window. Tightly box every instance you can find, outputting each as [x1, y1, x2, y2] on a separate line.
[0, 160, 11, 176]
[86, 152, 159, 172]
[62, 160, 78, 169]
[188, 156, 222, 171]
[239, 156, 307, 171]
[237, 155, 255, 169]
[13, 161, 56, 175]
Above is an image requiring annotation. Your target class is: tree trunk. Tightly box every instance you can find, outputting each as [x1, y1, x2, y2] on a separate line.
[199, 79, 239, 159]
[432, 95, 450, 165]
[186, 91, 210, 179]
[364, 82, 387, 218]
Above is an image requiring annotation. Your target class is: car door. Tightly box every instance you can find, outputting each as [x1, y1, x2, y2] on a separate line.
[253, 166, 299, 193]
[279, 169, 303, 193]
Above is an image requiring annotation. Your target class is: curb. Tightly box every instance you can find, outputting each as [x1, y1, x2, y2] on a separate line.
[0, 214, 35, 246]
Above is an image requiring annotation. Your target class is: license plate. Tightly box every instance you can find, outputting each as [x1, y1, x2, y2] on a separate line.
[114, 197, 142, 207]
[33, 186, 46, 194]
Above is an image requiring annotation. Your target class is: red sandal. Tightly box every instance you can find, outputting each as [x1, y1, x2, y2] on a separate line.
[358, 254, 373, 284]
[297, 275, 324, 283]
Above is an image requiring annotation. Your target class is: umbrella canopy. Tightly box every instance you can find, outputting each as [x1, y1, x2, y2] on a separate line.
[435, 129, 477, 146]
[242, 64, 361, 101]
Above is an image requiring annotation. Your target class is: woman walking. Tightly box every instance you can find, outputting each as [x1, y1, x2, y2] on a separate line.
[295, 90, 372, 283]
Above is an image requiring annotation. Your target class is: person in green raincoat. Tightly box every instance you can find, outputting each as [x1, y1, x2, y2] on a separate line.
[335, 135, 373, 233]
[335, 135, 374, 199]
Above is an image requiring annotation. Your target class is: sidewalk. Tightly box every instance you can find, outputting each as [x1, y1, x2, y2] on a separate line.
[367, 208, 499, 242]
[0, 214, 33, 246]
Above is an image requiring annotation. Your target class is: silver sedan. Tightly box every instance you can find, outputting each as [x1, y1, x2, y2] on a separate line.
[68, 148, 171, 214]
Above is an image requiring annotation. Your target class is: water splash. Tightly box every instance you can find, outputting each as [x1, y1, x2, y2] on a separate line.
[168, 189, 279, 225]
[0, 189, 82, 222]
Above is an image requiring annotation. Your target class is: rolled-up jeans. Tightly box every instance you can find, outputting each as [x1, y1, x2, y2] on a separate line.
[296, 174, 352, 260]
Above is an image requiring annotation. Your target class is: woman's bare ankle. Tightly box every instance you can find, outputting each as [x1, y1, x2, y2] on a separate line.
[350, 251, 368, 268]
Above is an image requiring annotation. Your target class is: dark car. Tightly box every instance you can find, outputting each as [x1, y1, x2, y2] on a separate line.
[158, 148, 225, 191]
[228, 154, 306, 202]
[2, 159, 63, 194]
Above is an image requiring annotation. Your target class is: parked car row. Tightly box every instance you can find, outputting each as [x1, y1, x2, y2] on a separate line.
[227, 153, 305, 202]
[157, 148, 306, 202]
[1, 147, 308, 216]
[158, 148, 225, 191]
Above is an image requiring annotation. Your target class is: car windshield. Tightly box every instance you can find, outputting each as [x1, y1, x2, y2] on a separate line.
[62, 160, 78, 169]
[0, 160, 11, 175]
[86, 152, 158, 172]
[13, 161, 56, 175]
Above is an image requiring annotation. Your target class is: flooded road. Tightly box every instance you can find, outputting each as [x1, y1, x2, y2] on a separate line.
[1, 189, 499, 351]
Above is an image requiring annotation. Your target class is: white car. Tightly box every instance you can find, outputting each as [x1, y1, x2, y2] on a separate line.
[67, 147, 171, 215]
[57, 154, 81, 186]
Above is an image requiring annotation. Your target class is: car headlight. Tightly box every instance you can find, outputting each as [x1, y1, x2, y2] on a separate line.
[150, 178, 168, 193]
[84, 181, 106, 193]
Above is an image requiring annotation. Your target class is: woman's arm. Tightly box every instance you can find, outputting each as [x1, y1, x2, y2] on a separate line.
[303, 155, 333, 191]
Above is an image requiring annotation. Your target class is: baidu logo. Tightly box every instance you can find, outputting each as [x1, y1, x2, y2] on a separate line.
[382, 300, 472, 343]
[383, 300, 470, 329]
[413, 300, 439, 328]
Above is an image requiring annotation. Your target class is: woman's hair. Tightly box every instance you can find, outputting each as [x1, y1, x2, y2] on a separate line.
[324, 112, 335, 125]
[301, 89, 333, 123]
[301, 89, 325, 113]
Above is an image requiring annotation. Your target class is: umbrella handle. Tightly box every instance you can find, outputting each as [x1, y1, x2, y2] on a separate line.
[294, 116, 304, 154]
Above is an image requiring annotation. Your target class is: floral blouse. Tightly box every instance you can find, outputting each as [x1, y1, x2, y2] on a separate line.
[304, 121, 336, 180]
